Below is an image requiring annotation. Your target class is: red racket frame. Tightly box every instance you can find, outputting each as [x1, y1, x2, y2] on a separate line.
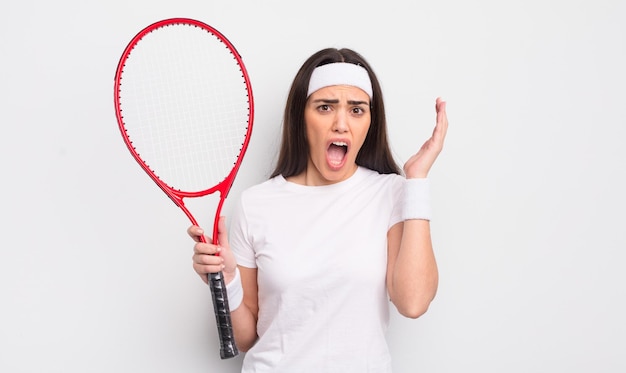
[113, 18, 254, 359]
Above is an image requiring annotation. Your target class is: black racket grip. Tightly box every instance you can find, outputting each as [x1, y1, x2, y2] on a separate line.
[209, 271, 239, 359]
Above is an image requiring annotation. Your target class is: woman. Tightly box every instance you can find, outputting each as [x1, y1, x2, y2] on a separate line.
[188, 47, 448, 372]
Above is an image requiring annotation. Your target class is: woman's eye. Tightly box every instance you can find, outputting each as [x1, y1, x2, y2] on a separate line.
[318, 104, 331, 111]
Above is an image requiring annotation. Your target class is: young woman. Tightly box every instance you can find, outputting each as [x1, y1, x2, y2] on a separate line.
[188, 47, 448, 372]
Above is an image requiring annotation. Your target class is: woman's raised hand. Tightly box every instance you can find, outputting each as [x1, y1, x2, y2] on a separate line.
[403, 97, 448, 179]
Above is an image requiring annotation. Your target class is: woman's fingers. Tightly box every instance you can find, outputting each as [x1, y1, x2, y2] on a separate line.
[433, 98, 448, 146]
[192, 254, 224, 272]
[215, 216, 229, 248]
[188, 219, 237, 282]
[187, 225, 206, 243]
[193, 241, 221, 256]
[192, 242, 225, 282]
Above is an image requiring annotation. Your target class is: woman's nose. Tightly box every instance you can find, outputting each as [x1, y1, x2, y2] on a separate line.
[332, 112, 349, 133]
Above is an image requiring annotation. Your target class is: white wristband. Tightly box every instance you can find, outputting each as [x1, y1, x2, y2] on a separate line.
[225, 268, 243, 311]
[402, 178, 432, 221]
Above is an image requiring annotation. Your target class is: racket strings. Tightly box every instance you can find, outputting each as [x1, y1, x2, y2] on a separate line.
[119, 24, 250, 192]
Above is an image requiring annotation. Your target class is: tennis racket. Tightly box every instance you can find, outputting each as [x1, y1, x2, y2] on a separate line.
[113, 18, 254, 359]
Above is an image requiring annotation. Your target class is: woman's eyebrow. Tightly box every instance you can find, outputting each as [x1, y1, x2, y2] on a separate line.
[347, 100, 369, 106]
[311, 98, 339, 104]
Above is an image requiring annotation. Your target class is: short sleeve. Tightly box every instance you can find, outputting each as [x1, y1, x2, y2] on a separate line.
[229, 194, 257, 268]
[388, 175, 404, 229]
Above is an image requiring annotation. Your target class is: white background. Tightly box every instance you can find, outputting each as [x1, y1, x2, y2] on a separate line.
[2, 0, 625, 372]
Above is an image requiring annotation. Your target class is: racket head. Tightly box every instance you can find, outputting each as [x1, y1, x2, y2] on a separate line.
[114, 18, 254, 208]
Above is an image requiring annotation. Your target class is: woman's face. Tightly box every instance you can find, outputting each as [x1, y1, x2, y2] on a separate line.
[299, 85, 371, 186]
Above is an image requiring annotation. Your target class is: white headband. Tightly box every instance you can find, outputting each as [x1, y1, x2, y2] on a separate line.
[307, 62, 373, 99]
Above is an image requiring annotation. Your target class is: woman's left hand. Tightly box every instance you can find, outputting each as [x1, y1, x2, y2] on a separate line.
[403, 97, 448, 179]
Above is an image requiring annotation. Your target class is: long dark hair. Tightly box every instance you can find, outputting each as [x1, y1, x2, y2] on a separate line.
[270, 48, 401, 178]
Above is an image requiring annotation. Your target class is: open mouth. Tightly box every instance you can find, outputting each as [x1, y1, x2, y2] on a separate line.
[327, 141, 348, 168]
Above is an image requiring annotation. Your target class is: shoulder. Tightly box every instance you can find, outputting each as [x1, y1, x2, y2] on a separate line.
[237, 176, 287, 206]
[243, 176, 284, 193]
[359, 167, 404, 186]
[361, 168, 406, 205]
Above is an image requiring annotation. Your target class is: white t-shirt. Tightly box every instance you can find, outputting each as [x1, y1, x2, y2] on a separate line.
[230, 166, 404, 372]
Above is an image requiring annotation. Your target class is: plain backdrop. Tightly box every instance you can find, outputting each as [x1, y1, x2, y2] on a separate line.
[2, 0, 625, 372]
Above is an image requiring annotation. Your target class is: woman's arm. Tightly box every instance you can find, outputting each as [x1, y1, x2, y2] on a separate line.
[230, 266, 259, 352]
[386, 221, 438, 318]
[386, 97, 447, 318]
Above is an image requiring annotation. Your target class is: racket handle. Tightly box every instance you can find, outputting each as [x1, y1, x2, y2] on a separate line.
[209, 271, 239, 359]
